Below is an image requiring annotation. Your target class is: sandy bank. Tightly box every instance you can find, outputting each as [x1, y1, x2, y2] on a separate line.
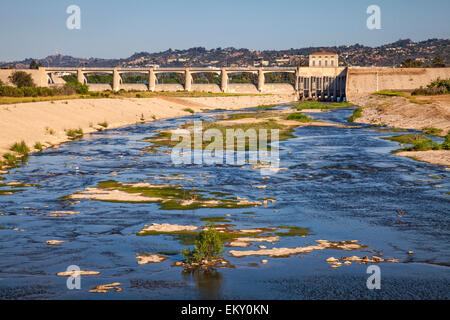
[396, 150, 450, 167]
[351, 94, 450, 134]
[0, 94, 293, 157]
[350, 94, 450, 167]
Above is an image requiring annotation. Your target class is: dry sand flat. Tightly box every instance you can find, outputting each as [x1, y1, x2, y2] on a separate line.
[0, 94, 292, 155]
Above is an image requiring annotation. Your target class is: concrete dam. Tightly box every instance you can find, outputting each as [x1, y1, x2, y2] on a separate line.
[1, 66, 449, 102]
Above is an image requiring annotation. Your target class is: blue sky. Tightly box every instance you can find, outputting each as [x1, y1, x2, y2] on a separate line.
[0, 0, 449, 61]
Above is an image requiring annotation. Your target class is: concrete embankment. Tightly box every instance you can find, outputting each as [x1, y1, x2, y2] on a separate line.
[346, 67, 450, 101]
[0, 94, 293, 156]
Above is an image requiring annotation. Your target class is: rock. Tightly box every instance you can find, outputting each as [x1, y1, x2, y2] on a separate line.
[88, 283, 122, 293]
[138, 223, 198, 234]
[408, 251, 414, 255]
[136, 254, 167, 265]
[46, 240, 66, 246]
[372, 256, 384, 262]
[261, 260, 268, 264]
[253, 185, 267, 189]
[343, 261, 352, 265]
[259, 245, 267, 249]
[330, 263, 342, 268]
[228, 241, 251, 247]
[57, 270, 100, 277]
[326, 257, 339, 263]
[45, 211, 79, 217]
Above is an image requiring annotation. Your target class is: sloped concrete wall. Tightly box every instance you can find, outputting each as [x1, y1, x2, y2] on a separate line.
[227, 83, 259, 93]
[263, 83, 295, 94]
[191, 84, 221, 93]
[0, 69, 47, 87]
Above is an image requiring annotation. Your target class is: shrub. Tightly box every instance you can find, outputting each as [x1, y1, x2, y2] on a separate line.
[182, 223, 224, 265]
[10, 141, 30, 155]
[97, 121, 108, 128]
[348, 107, 363, 122]
[183, 108, 195, 114]
[0, 86, 24, 97]
[441, 134, 450, 150]
[3, 153, 17, 165]
[34, 142, 43, 151]
[9, 71, 35, 88]
[412, 78, 450, 96]
[422, 127, 443, 136]
[65, 128, 83, 139]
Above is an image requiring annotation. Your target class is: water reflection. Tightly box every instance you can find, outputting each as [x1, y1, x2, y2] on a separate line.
[182, 269, 223, 299]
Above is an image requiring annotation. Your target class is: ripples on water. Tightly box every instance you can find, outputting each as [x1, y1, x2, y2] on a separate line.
[0, 106, 448, 299]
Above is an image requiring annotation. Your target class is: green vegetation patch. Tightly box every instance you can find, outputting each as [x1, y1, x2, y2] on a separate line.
[81, 180, 260, 210]
[383, 134, 449, 151]
[273, 226, 310, 237]
[253, 104, 278, 110]
[65, 128, 83, 140]
[293, 101, 328, 110]
[137, 227, 261, 246]
[412, 78, 450, 96]
[286, 113, 313, 122]
[422, 127, 444, 136]
[10, 141, 30, 155]
[143, 118, 295, 152]
[348, 107, 363, 122]
[34, 142, 43, 151]
[293, 101, 354, 110]
[375, 90, 432, 105]
[183, 108, 195, 114]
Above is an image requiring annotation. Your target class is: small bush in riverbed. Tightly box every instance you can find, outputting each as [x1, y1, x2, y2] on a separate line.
[10, 141, 30, 155]
[34, 142, 43, 151]
[348, 107, 363, 122]
[3, 153, 17, 166]
[441, 133, 450, 150]
[182, 223, 224, 265]
[97, 121, 108, 128]
[183, 108, 195, 114]
[422, 127, 443, 136]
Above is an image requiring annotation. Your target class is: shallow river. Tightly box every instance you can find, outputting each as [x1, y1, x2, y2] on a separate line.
[0, 105, 448, 299]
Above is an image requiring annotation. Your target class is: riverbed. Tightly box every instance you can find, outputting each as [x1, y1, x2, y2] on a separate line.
[0, 105, 448, 299]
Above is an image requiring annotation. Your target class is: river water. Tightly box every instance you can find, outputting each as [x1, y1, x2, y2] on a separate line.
[0, 106, 448, 299]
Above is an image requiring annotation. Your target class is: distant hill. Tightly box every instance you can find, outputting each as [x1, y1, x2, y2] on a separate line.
[1, 39, 448, 69]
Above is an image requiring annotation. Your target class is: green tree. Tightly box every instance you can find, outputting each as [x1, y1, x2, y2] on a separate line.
[430, 55, 445, 68]
[62, 75, 89, 94]
[8, 71, 35, 88]
[29, 60, 42, 69]
[182, 223, 224, 264]
[401, 58, 423, 68]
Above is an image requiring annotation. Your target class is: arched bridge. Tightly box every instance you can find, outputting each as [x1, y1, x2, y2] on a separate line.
[43, 66, 348, 101]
